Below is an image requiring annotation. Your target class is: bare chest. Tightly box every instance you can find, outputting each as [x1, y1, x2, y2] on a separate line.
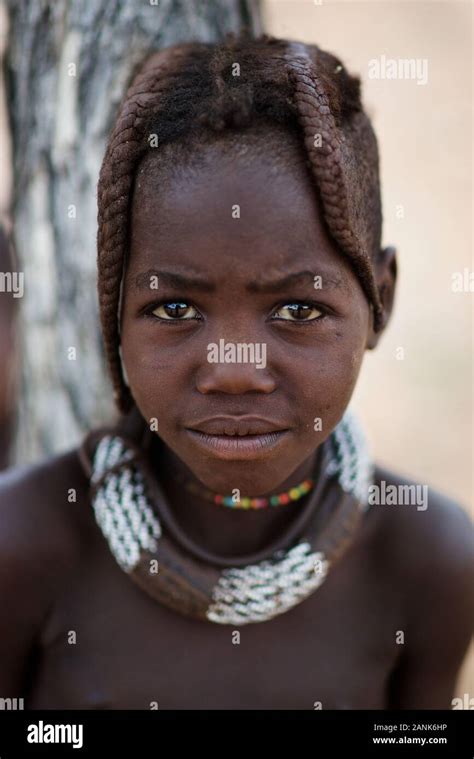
[27, 533, 400, 710]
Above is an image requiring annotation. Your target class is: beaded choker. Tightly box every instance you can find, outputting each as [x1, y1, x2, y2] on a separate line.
[179, 475, 314, 509]
[79, 409, 373, 626]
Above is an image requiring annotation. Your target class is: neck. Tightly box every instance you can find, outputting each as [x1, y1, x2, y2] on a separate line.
[152, 439, 321, 559]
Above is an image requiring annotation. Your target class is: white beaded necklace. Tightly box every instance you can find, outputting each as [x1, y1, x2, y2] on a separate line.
[87, 410, 372, 625]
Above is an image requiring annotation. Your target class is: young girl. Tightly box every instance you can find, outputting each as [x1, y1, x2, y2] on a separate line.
[1, 34, 472, 710]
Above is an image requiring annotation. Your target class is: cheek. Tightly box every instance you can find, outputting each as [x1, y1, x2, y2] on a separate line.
[291, 324, 367, 434]
[120, 323, 187, 422]
[328, 339, 365, 406]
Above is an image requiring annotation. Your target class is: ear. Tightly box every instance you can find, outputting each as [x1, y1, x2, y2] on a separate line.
[366, 245, 397, 349]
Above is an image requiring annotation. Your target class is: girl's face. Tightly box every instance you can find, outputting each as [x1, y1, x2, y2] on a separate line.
[120, 137, 373, 495]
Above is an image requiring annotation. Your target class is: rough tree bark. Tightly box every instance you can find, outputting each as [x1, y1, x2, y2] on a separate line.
[4, 0, 262, 464]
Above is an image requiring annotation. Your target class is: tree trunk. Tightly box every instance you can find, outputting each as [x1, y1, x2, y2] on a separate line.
[4, 0, 262, 464]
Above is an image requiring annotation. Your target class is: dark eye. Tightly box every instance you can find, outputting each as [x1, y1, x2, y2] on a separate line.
[150, 301, 199, 320]
[272, 302, 324, 322]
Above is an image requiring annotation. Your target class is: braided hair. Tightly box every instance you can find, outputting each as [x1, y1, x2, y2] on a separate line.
[97, 33, 384, 414]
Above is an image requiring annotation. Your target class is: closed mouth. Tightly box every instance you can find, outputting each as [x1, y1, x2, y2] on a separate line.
[184, 427, 291, 461]
[186, 416, 290, 437]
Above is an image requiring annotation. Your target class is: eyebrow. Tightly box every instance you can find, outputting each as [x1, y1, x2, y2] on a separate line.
[134, 270, 215, 293]
[133, 268, 344, 293]
[247, 270, 344, 293]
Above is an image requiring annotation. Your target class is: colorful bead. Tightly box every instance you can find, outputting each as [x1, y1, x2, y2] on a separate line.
[186, 477, 314, 510]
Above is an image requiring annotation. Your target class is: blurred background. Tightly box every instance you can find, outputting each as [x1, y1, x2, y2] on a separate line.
[0, 0, 472, 698]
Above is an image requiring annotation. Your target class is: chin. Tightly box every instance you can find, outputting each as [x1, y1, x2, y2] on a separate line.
[188, 460, 295, 497]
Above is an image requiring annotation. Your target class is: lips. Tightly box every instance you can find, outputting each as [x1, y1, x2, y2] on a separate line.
[187, 416, 290, 437]
[184, 417, 292, 461]
[185, 429, 290, 461]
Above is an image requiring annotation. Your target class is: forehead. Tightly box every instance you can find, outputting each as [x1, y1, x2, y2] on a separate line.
[127, 131, 354, 284]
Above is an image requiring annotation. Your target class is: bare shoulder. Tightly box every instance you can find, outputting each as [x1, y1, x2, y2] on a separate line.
[0, 446, 91, 544]
[0, 447, 93, 690]
[368, 464, 474, 636]
[369, 464, 473, 578]
[0, 447, 93, 623]
[366, 465, 474, 707]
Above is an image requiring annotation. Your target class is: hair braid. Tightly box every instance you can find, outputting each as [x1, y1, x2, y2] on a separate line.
[285, 50, 384, 329]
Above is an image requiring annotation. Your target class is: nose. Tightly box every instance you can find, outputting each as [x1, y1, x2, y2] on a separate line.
[195, 347, 276, 395]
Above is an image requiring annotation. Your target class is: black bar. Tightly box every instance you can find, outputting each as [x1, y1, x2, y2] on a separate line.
[0, 710, 472, 758]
